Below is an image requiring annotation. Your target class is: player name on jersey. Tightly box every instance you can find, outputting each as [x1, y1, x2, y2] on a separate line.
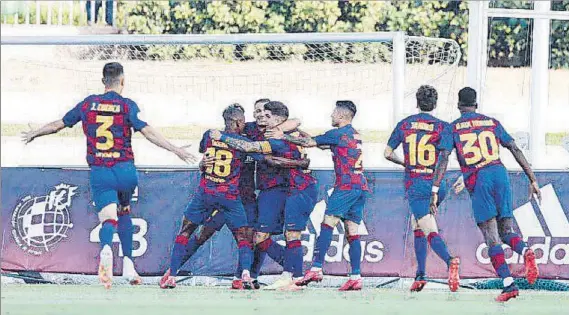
[455, 119, 495, 130]
[90, 103, 121, 113]
[410, 122, 434, 131]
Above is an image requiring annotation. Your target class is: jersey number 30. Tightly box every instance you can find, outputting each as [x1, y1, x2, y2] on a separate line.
[405, 134, 435, 167]
[96, 115, 114, 150]
[205, 147, 233, 177]
[459, 131, 499, 165]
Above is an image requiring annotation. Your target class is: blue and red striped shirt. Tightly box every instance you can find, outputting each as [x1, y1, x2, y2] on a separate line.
[62, 91, 147, 167]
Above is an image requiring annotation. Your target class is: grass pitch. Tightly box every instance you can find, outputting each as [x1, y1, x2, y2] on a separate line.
[1, 284, 568, 315]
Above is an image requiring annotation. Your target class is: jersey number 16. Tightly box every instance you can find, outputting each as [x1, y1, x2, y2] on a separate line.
[405, 133, 436, 167]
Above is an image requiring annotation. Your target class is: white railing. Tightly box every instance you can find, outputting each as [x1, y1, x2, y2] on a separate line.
[0, 0, 120, 27]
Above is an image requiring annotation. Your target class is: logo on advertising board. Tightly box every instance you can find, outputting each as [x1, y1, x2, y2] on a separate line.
[277, 188, 385, 264]
[476, 184, 569, 265]
[11, 184, 76, 256]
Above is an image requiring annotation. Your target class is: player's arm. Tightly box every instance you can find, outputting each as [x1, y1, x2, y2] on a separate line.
[263, 156, 310, 169]
[384, 124, 405, 167]
[502, 140, 541, 202]
[140, 126, 197, 164]
[495, 121, 541, 202]
[21, 120, 66, 144]
[274, 118, 301, 133]
[209, 130, 270, 153]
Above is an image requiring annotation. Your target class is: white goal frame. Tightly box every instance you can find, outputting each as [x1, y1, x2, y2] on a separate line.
[0, 31, 409, 130]
[467, 1, 569, 169]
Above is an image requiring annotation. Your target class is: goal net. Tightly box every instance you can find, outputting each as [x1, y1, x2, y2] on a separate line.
[1, 33, 461, 167]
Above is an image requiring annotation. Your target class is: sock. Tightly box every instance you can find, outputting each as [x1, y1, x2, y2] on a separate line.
[179, 236, 201, 269]
[251, 247, 267, 279]
[428, 232, 452, 267]
[99, 219, 117, 248]
[170, 235, 190, 276]
[503, 232, 527, 256]
[258, 238, 285, 266]
[414, 230, 428, 276]
[312, 223, 334, 268]
[237, 240, 254, 276]
[489, 244, 512, 281]
[347, 235, 362, 275]
[284, 240, 303, 277]
[117, 213, 133, 259]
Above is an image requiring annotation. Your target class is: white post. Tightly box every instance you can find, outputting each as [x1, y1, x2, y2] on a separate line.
[113, 0, 117, 27]
[47, 1, 52, 25]
[69, 1, 74, 26]
[392, 32, 405, 127]
[14, 13, 18, 25]
[530, 1, 551, 168]
[25, 1, 30, 25]
[466, 0, 489, 111]
[58, 1, 63, 25]
[35, 1, 40, 24]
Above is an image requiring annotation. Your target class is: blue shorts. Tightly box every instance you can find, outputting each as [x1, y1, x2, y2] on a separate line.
[257, 187, 288, 234]
[326, 189, 367, 224]
[469, 165, 513, 224]
[203, 201, 257, 231]
[184, 187, 248, 231]
[89, 161, 138, 211]
[406, 179, 448, 220]
[285, 184, 318, 231]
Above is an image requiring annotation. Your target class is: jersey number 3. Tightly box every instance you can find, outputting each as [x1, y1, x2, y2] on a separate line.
[405, 134, 435, 167]
[205, 147, 233, 177]
[96, 115, 114, 150]
[459, 131, 499, 165]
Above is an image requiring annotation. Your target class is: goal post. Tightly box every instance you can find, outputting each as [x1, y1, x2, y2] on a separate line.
[1, 32, 461, 142]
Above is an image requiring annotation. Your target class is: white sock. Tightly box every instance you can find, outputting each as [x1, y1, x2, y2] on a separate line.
[503, 277, 514, 287]
[310, 267, 322, 272]
[350, 274, 362, 280]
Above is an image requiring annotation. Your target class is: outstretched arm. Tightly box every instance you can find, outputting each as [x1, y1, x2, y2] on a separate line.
[282, 134, 317, 147]
[140, 126, 197, 164]
[503, 140, 541, 202]
[275, 118, 301, 132]
[428, 150, 451, 215]
[264, 156, 310, 169]
[22, 120, 66, 144]
[384, 146, 405, 167]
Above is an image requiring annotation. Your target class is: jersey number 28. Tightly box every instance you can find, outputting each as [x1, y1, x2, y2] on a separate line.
[205, 147, 233, 177]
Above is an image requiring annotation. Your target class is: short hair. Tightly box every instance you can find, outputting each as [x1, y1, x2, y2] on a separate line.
[102, 62, 124, 87]
[264, 101, 289, 119]
[336, 100, 357, 117]
[416, 85, 438, 111]
[255, 98, 270, 106]
[458, 87, 477, 106]
[222, 104, 245, 122]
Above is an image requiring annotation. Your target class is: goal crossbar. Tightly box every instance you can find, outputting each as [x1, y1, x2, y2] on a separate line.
[0, 32, 405, 45]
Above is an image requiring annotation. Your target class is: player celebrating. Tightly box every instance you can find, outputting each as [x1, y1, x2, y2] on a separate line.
[161, 103, 308, 290]
[211, 101, 318, 291]
[21, 62, 197, 289]
[267, 100, 369, 291]
[384, 85, 460, 292]
[430, 87, 541, 302]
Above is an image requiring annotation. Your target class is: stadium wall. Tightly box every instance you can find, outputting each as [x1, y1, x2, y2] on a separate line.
[1, 168, 568, 280]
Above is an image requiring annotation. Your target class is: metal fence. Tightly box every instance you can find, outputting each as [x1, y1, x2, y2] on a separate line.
[0, 0, 121, 27]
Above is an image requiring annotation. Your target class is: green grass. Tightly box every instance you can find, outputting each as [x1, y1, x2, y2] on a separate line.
[1, 284, 568, 315]
[2, 124, 566, 145]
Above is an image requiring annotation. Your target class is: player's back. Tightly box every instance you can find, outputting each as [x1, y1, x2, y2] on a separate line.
[199, 131, 246, 198]
[328, 125, 368, 191]
[390, 113, 452, 184]
[68, 91, 146, 167]
[451, 112, 513, 179]
[268, 132, 316, 191]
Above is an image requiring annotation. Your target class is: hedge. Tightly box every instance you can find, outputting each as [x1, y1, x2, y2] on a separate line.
[122, 0, 569, 68]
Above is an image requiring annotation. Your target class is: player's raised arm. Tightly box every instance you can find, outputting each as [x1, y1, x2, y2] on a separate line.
[140, 125, 197, 164]
[274, 118, 302, 133]
[263, 155, 310, 169]
[209, 129, 271, 153]
[21, 120, 66, 144]
[502, 140, 541, 202]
